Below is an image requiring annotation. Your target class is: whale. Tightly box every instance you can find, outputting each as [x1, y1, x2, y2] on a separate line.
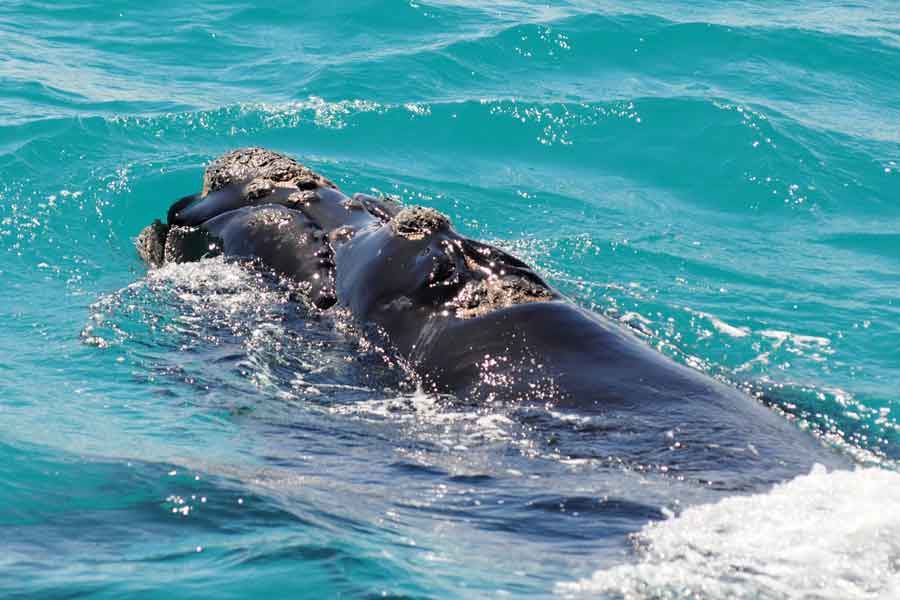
[136, 147, 850, 484]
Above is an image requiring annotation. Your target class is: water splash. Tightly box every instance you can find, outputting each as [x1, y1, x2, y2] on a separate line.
[558, 465, 900, 599]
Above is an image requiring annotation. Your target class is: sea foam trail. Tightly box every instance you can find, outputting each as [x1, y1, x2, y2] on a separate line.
[557, 465, 900, 600]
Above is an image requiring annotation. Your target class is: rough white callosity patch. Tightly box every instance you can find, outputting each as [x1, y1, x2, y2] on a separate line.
[557, 465, 900, 600]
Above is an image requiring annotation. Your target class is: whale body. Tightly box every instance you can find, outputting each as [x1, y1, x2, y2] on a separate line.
[136, 147, 850, 485]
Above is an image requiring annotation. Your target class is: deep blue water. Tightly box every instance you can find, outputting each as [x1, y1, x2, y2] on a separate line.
[1, 1, 899, 598]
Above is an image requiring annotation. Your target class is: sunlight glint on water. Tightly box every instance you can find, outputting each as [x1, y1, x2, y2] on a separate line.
[0, 1, 898, 597]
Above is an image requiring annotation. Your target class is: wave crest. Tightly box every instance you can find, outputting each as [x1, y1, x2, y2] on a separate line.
[558, 465, 900, 599]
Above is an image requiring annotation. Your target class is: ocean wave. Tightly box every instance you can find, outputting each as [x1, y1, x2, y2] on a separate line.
[558, 464, 900, 599]
[1, 2, 898, 592]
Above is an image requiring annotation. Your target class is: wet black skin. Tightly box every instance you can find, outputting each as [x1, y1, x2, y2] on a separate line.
[155, 176, 851, 482]
[327, 207, 849, 478]
[201, 205, 337, 309]
[170, 184, 299, 227]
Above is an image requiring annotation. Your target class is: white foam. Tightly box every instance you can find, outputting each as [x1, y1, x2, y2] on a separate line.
[330, 387, 518, 446]
[148, 255, 261, 295]
[689, 309, 750, 338]
[255, 96, 382, 129]
[557, 465, 900, 599]
[759, 329, 832, 350]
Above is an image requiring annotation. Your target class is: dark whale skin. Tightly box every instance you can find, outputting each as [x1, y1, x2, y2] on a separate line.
[136, 148, 852, 486]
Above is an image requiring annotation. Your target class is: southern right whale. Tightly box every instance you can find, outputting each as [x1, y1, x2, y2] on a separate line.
[136, 147, 851, 486]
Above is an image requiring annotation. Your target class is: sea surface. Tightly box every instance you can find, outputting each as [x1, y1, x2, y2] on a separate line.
[1, 1, 899, 598]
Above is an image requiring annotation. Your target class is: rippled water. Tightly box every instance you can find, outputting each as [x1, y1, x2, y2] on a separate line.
[1, 1, 898, 598]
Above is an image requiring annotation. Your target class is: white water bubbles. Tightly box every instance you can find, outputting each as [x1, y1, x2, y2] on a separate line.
[82, 256, 403, 409]
[109, 97, 386, 140]
[83, 256, 287, 349]
[558, 464, 900, 600]
[334, 392, 507, 467]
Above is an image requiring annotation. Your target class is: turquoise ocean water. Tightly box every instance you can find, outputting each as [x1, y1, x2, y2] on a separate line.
[1, 1, 899, 598]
